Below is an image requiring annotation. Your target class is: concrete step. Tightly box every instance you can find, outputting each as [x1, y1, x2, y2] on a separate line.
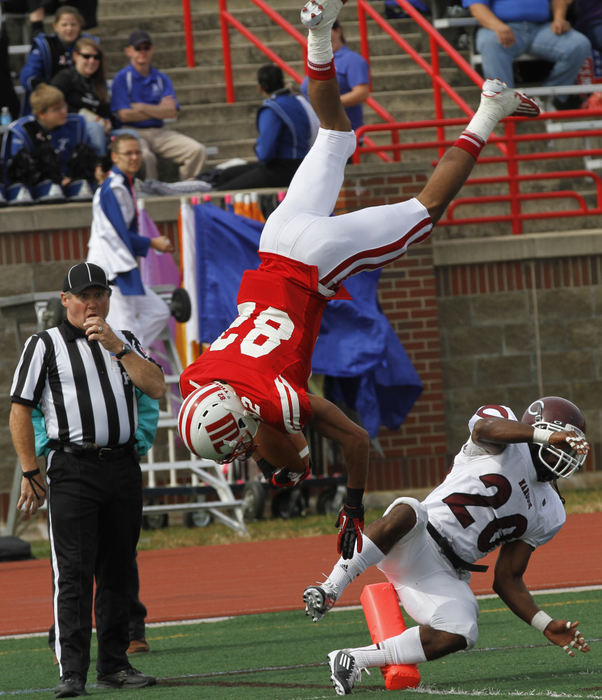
[170, 66, 467, 107]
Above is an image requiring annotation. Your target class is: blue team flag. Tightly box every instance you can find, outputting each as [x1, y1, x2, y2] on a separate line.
[193, 202, 422, 437]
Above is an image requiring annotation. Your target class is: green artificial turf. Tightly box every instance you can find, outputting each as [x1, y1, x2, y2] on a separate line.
[1, 590, 600, 699]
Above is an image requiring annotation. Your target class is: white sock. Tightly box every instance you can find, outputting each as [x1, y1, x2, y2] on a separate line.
[307, 24, 333, 66]
[350, 626, 426, 669]
[382, 626, 427, 665]
[325, 535, 386, 598]
[464, 107, 501, 143]
[348, 643, 388, 669]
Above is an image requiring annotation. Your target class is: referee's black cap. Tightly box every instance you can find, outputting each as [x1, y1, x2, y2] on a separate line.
[63, 263, 111, 295]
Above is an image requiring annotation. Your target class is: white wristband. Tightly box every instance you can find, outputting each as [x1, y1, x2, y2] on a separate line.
[530, 610, 553, 633]
[298, 446, 309, 459]
[532, 427, 555, 445]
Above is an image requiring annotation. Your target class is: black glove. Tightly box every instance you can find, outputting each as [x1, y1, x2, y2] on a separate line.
[256, 457, 276, 481]
[335, 502, 364, 559]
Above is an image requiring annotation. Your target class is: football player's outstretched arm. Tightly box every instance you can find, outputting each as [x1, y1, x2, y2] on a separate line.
[472, 417, 590, 456]
[308, 394, 369, 558]
[493, 540, 590, 656]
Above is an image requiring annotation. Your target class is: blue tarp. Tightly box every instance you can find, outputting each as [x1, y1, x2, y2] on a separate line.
[193, 203, 422, 437]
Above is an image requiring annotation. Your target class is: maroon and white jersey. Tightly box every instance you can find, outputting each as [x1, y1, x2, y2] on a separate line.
[180, 252, 348, 433]
[423, 404, 566, 565]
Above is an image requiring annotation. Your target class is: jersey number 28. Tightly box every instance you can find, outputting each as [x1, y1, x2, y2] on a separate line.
[210, 302, 294, 358]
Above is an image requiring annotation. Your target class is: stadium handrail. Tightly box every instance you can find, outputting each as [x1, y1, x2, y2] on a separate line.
[205, 0, 602, 234]
[216, 0, 396, 162]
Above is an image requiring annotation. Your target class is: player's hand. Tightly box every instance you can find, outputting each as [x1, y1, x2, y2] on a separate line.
[335, 503, 364, 559]
[550, 430, 590, 456]
[544, 620, 590, 656]
[271, 463, 310, 489]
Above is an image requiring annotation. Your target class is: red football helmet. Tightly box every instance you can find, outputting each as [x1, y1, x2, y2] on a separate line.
[178, 382, 259, 463]
[521, 396, 587, 480]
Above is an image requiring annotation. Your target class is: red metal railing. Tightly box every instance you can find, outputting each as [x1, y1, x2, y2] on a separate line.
[217, 0, 396, 161]
[354, 111, 602, 232]
[182, 0, 195, 68]
[218, 0, 307, 102]
[207, 0, 602, 234]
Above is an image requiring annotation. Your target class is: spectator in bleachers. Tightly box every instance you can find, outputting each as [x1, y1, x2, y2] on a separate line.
[19, 5, 94, 114]
[110, 29, 207, 181]
[2, 0, 97, 36]
[300, 20, 370, 131]
[1, 82, 99, 204]
[51, 37, 111, 155]
[203, 64, 319, 191]
[573, 0, 602, 53]
[464, 0, 591, 110]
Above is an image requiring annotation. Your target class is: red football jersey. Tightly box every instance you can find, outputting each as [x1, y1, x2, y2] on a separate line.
[180, 253, 344, 433]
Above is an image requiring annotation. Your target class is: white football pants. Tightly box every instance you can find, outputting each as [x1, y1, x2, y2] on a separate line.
[378, 497, 480, 648]
[259, 128, 433, 293]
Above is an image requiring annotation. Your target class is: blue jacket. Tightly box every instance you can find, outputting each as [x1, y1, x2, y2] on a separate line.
[88, 167, 151, 295]
[255, 89, 312, 161]
[0, 113, 91, 183]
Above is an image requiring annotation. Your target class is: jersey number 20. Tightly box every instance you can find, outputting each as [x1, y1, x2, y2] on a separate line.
[442, 474, 528, 552]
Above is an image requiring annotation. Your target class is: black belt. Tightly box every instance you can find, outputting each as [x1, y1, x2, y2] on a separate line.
[427, 521, 488, 573]
[49, 440, 136, 461]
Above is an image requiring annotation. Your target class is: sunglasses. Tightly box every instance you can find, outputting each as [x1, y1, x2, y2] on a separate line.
[134, 44, 152, 51]
[79, 52, 100, 60]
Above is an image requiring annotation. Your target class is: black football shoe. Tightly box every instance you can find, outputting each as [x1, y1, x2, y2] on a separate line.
[54, 672, 87, 698]
[96, 666, 156, 689]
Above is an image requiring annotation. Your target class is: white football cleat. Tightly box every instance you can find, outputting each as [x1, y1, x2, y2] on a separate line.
[480, 78, 540, 119]
[328, 649, 364, 696]
[301, 0, 346, 29]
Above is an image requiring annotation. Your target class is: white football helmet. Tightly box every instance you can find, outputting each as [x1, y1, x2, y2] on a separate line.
[178, 382, 259, 463]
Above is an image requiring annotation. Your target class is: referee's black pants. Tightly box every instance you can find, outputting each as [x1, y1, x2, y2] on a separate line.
[47, 449, 142, 679]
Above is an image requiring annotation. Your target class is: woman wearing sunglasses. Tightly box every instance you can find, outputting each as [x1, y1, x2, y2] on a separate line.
[51, 37, 111, 155]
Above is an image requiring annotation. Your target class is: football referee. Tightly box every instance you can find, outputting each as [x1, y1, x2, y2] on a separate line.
[9, 262, 166, 699]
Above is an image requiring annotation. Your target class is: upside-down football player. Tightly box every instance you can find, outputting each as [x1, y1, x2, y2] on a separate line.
[178, 0, 541, 559]
[302, 397, 591, 696]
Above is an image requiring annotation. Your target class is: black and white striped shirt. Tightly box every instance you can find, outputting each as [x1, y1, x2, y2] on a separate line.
[10, 320, 157, 447]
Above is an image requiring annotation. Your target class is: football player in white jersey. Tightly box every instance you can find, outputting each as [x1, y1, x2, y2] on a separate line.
[303, 396, 591, 696]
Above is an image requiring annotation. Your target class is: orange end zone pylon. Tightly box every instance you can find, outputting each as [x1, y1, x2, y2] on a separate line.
[360, 582, 421, 690]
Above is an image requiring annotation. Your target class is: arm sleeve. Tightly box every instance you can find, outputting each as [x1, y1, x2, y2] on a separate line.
[7, 125, 28, 157]
[110, 71, 130, 112]
[160, 73, 179, 106]
[10, 335, 47, 407]
[346, 54, 370, 89]
[111, 185, 152, 256]
[19, 46, 45, 91]
[255, 108, 282, 162]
